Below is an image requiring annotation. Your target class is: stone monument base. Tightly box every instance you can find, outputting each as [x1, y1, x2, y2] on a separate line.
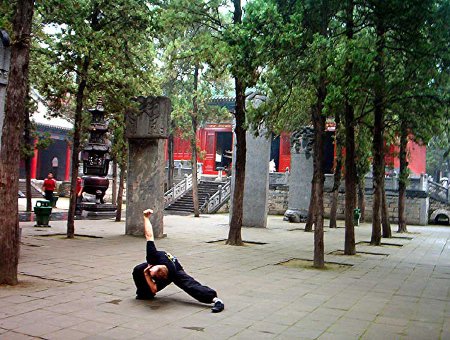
[76, 203, 117, 219]
[283, 209, 308, 223]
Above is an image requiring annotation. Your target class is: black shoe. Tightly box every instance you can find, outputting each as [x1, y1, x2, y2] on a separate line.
[136, 295, 154, 300]
[211, 300, 224, 313]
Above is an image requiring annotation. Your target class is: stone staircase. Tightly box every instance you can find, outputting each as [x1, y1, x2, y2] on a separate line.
[18, 180, 43, 198]
[165, 181, 225, 214]
[428, 180, 450, 225]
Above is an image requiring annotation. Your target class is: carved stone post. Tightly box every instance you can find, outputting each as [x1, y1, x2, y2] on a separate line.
[284, 127, 314, 222]
[230, 93, 271, 228]
[125, 96, 170, 237]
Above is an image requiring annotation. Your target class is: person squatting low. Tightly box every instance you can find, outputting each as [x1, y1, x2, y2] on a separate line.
[132, 209, 225, 313]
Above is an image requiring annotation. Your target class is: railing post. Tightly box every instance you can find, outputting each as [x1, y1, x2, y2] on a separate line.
[218, 185, 222, 203]
[420, 173, 426, 191]
[184, 174, 188, 191]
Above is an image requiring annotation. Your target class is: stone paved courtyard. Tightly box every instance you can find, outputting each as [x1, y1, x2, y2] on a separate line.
[1, 214, 449, 339]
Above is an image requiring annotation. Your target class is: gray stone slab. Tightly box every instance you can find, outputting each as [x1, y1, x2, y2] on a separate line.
[126, 96, 170, 139]
[230, 94, 271, 228]
[125, 96, 170, 237]
[285, 128, 314, 221]
[125, 138, 166, 237]
[242, 129, 270, 228]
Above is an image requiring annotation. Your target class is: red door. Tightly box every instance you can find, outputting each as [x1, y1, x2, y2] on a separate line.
[279, 132, 291, 172]
[203, 131, 216, 174]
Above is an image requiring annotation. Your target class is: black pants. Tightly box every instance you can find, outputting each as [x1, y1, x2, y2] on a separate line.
[132, 261, 217, 304]
[44, 190, 54, 202]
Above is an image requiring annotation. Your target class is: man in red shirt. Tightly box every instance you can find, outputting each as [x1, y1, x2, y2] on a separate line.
[42, 172, 56, 202]
[76, 177, 83, 204]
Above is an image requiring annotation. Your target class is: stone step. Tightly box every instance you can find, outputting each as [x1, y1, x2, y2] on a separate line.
[164, 180, 227, 214]
[18, 180, 44, 198]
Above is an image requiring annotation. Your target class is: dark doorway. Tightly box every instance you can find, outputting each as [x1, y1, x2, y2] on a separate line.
[215, 132, 232, 170]
[270, 134, 280, 172]
[37, 139, 67, 180]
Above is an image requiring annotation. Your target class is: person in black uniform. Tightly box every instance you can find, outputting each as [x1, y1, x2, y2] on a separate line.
[132, 209, 225, 313]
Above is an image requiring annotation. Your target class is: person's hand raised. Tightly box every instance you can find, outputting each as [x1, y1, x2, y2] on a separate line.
[143, 209, 153, 218]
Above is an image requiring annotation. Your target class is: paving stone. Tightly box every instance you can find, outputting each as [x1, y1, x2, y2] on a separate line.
[45, 328, 91, 340]
[402, 321, 442, 339]
[326, 317, 370, 336]
[12, 321, 62, 338]
[96, 326, 145, 339]
[248, 320, 290, 335]
[0, 331, 36, 339]
[318, 331, 361, 340]
[69, 320, 115, 334]
[375, 316, 410, 327]
[2, 215, 449, 339]
[230, 328, 277, 339]
[261, 309, 308, 326]
[361, 322, 406, 339]
[278, 322, 327, 339]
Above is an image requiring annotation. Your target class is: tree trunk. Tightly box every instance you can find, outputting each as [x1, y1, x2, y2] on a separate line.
[115, 162, 125, 222]
[329, 110, 342, 229]
[227, 0, 245, 246]
[312, 75, 327, 269]
[67, 56, 89, 239]
[191, 65, 199, 217]
[358, 178, 366, 222]
[371, 15, 385, 246]
[397, 122, 408, 233]
[227, 77, 246, 245]
[371, 111, 383, 246]
[0, 0, 34, 285]
[112, 160, 117, 205]
[381, 178, 391, 238]
[329, 189, 339, 228]
[305, 180, 316, 232]
[344, 0, 356, 255]
[24, 97, 32, 212]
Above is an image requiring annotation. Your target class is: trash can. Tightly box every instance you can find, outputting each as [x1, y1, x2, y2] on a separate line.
[34, 200, 52, 227]
[353, 208, 361, 226]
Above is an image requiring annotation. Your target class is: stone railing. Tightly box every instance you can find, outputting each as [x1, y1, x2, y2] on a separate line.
[201, 178, 232, 214]
[164, 174, 195, 208]
[428, 180, 449, 203]
[323, 173, 430, 193]
[269, 172, 290, 188]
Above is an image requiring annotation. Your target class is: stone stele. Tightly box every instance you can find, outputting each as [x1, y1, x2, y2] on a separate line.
[230, 93, 270, 228]
[125, 96, 171, 237]
[284, 127, 314, 222]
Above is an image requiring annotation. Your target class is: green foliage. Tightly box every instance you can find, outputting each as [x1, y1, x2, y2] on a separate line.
[20, 128, 53, 159]
[0, 0, 13, 33]
[32, 0, 161, 109]
[30, 0, 162, 167]
[427, 126, 450, 177]
[156, 0, 232, 140]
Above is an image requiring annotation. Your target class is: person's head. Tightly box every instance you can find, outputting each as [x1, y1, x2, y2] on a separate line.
[47, 172, 54, 179]
[149, 265, 169, 280]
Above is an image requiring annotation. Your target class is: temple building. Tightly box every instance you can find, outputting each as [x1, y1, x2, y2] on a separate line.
[19, 93, 73, 181]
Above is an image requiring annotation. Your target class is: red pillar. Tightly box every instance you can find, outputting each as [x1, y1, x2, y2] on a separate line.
[65, 144, 71, 181]
[30, 139, 38, 179]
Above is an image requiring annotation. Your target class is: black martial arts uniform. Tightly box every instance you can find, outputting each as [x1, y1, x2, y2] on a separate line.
[132, 241, 217, 303]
